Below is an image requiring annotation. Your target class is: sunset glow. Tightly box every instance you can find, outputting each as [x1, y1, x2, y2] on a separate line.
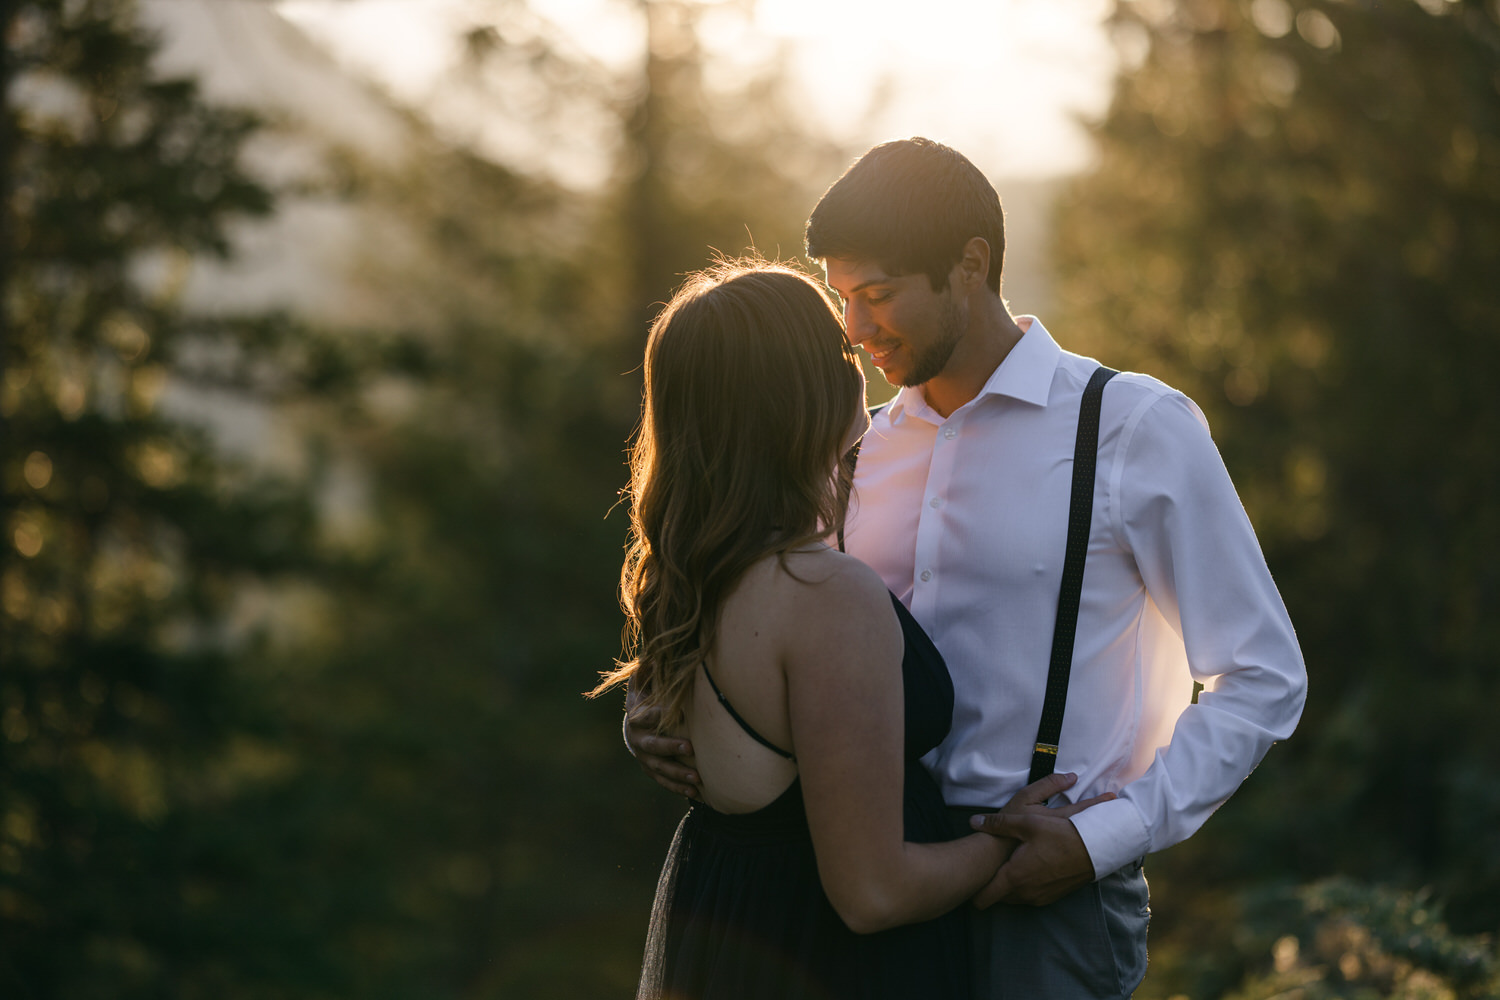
[276, 0, 1116, 183]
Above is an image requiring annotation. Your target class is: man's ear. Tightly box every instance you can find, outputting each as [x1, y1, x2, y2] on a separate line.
[953, 237, 992, 295]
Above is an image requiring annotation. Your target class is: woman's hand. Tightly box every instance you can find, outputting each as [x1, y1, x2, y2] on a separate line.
[967, 773, 1117, 908]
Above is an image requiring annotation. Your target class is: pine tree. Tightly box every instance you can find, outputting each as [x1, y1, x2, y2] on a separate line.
[2, 2, 862, 995]
[1, 2, 333, 994]
[273, 4, 855, 994]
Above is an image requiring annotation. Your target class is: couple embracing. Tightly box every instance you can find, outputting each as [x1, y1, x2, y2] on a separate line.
[594, 138, 1307, 1000]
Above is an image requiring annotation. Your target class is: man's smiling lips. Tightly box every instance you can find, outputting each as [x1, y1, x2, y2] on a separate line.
[863, 343, 900, 366]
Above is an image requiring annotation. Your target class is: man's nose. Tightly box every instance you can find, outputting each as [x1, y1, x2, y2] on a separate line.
[844, 300, 875, 344]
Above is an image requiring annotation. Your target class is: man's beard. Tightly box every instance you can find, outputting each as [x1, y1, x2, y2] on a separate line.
[899, 297, 965, 387]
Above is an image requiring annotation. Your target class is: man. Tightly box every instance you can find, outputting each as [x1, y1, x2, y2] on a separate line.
[627, 137, 1306, 998]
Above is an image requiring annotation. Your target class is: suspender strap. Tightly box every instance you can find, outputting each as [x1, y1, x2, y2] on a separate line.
[1029, 365, 1118, 784]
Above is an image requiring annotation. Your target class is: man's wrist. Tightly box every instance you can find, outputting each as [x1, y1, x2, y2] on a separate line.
[1068, 796, 1149, 879]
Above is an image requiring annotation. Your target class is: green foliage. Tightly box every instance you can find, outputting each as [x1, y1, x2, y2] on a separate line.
[2, 2, 849, 998]
[282, 11, 850, 990]
[1, 0, 335, 995]
[1216, 880, 1498, 1000]
[276, 32, 850, 982]
[278, 165, 660, 994]
[1052, 0, 1500, 990]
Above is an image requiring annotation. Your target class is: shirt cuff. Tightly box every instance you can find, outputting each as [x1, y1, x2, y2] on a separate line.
[1067, 795, 1151, 880]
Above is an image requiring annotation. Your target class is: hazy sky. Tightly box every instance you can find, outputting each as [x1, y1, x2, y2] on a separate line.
[277, 0, 1118, 184]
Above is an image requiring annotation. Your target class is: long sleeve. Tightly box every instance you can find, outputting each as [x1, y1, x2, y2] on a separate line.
[1068, 391, 1308, 879]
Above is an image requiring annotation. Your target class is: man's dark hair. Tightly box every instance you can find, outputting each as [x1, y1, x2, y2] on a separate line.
[805, 136, 1006, 295]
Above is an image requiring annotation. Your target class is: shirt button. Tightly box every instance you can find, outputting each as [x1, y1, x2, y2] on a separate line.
[942, 427, 957, 440]
[920, 570, 932, 582]
[929, 497, 941, 508]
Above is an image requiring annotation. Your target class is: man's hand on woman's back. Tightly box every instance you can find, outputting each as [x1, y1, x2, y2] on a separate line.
[624, 695, 702, 800]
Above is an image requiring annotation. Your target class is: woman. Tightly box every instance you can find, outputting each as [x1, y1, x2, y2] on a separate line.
[593, 260, 1085, 999]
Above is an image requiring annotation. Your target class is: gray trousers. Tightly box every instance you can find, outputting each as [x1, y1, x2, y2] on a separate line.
[948, 810, 1150, 1000]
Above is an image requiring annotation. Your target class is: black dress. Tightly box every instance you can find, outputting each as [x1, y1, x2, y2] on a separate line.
[637, 593, 970, 1000]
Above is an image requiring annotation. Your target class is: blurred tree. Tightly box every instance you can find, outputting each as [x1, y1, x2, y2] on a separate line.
[1225, 879, 1497, 1000]
[3, 0, 852, 996]
[613, 0, 850, 346]
[1050, 0, 1500, 991]
[0, 0, 340, 995]
[231, 2, 854, 997]
[440, 0, 849, 352]
[252, 138, 658, 999]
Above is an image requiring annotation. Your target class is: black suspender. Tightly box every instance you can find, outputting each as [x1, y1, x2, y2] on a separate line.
[1029, 365, 1118, 782]
[840, 368, 1117, 786]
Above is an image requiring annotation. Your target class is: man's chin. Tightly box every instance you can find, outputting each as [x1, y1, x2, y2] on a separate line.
[862, 356, 902, 388]
[870, 357, 911, 386]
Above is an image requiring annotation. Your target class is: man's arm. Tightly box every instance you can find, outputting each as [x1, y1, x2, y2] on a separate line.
[623, 687, 701, 799]
[972, 390, 1306, 905]
[1065, 390, 1307, 881]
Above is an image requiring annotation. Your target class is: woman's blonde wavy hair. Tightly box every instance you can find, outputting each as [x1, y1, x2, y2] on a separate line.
[589, 259, 864, 732]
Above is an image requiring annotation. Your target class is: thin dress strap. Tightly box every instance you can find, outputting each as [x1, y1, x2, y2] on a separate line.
[700, 662, 796, 761]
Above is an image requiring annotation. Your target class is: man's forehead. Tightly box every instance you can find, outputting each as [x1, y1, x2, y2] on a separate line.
[823, 257, 904, 291]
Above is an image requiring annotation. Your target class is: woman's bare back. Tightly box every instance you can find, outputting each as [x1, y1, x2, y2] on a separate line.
[685, 546, 885, 814]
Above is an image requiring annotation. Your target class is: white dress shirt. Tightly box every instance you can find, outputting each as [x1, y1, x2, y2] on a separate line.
[844, 317, 1307, 879]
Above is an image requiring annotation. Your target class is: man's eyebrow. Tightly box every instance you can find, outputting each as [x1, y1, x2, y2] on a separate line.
[845, 278, 892, 295]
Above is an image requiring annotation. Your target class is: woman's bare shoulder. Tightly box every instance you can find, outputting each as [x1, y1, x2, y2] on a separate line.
[723, 548, 890, 645]
[770, 548, 898, 654]
[776, 547, 889, 602]
[725, 548, 889, 632]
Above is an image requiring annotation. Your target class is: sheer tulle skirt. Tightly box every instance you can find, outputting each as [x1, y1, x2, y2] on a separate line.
[637, 771, 968, 1000]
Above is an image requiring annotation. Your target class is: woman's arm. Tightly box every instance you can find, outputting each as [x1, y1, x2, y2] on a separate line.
[782, 558, 1007, 934]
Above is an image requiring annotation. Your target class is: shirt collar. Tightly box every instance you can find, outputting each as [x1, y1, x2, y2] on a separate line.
[977, 315, 1061, 407]
[885, 315, 1062, 422]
